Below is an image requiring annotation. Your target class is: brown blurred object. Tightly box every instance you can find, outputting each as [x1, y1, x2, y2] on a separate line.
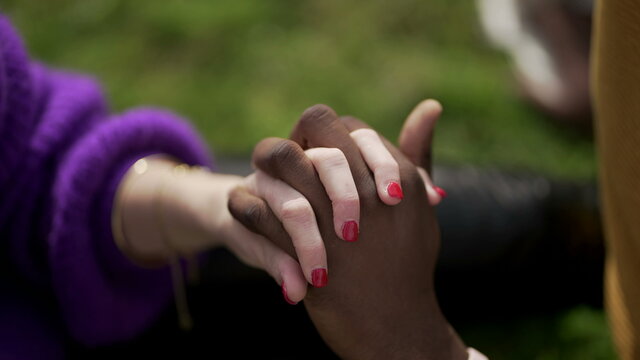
[478, 0, 593, 132]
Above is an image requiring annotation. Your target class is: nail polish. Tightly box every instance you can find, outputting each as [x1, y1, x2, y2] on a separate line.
[281, 283, 297, 305]
[311, 268, 328, 288]
[342, 221, 359, 242]
[387, 181, 404, 199]
[433, 186, 447, 198]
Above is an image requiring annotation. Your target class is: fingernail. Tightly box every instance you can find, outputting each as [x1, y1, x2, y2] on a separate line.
[433, 186, 447, 198]
[311, 268, 328, 288]
[342, 220, 359, 242]
[281, 283, 297, 305]
[387, 181, 404, 199]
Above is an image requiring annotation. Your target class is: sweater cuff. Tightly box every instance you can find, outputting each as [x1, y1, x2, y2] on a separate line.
[49, 107, 213, 346]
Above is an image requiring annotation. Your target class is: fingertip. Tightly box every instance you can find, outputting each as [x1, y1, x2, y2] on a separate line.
[300, 104, 338, 126]
[433, 185, 448, 198]
[417, 167, 442, 206]
[417, 99, 443, 116]
[405, 99, 443, 130]
[279, 260, 307, 304]
[331, 201, 360, 242]
[377, 181, 403, 206]
[281, 283, 298, 305]
[399, 99, 443, 168]
[387, 181, 404, 200]
[426, 185, 442, 206]
[311, 267, 328, 288]
[341, 220, 359, 242]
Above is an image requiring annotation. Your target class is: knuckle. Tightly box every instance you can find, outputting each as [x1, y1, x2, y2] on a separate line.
[280, 198, 314, 223]
[322, 147, 344, 160]
[300, 104, 337, 128]
[294, 242, 324, 257]
[351, 128, 378, 141]
[372, 158, 399, 173]
[361, 128, 379, 138]
[319, 148, 347, 169]
[241, 202, 265, 229]
[266, 140, 300, 173]
[339, 115, 358, 123]
[340, 116, 366, 132]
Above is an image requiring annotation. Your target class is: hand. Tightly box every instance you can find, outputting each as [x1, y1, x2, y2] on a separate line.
[398, 99, 448, 205]
[111, 115, 422, 304]
[228, 100, 448, 299]
[112, 100, 449, 308]
[229, 105, 467, 360]
[112, 156, 307, 298]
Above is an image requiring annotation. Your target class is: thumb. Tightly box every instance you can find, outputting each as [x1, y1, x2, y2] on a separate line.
[398, 99, 443, 175]
[398, 99, 446, 205]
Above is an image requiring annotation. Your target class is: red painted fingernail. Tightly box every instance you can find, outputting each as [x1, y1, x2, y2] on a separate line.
[311, 268, 328, 288]
[433, 186, 447, 198]
[342, 221, 359, 242]
[281, 283, 297, 305]
[387, 181, 404, 199]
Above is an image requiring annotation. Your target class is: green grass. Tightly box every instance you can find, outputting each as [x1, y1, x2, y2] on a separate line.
[3, 0, 610, 358]
[460, 306, 617, 360]
[5, 0, 595, 179]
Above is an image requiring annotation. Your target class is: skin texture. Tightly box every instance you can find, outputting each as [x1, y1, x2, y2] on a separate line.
[229, 104, 467, 360]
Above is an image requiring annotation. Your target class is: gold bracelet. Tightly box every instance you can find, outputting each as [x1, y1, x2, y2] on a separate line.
[112, 156, 195, 331]
[155, 161, 194, 331]
[111, 158, 159, 264]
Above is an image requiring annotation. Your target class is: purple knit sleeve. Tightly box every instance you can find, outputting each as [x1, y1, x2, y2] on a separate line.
[6, 65, 107, 285]
[49, 108, 213, 346]
[0, 285, 66, 360]
[0, 14, 35, 194]
[0, 14, 216, 347]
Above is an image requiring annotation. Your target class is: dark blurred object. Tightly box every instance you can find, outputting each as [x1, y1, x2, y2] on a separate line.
[69, 249, 339, 359]
[477, 0, 593, 131]
[434, 166, 603, 323]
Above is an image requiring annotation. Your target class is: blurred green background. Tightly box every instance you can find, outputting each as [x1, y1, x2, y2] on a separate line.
[4, 0, 611, 359]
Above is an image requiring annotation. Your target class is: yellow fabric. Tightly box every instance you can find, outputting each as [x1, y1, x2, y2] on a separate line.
[592, 1, 640, 359]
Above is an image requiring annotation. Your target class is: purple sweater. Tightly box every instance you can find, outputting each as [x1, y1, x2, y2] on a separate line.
[0, 14, 214, 356]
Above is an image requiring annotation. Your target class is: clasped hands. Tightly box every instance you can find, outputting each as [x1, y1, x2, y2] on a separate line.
[114, 99, 467, 359]
[228, 102, 467, 360]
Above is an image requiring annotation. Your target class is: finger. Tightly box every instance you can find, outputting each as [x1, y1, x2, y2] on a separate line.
[398, 99, 442, 175]
[228, 185, 296, 256]
[397, 100, 444, 205]
[227, 187, 307, 303]
[349, 128, 403, 205]
[305, 147, 360, 242]
[338, 115, 411, 168]
[417, 166, 444, 206]
[252, 137, 331, 212]
[340, 114, 443, 206]
[289, 105, 376, 201]
[245, 171, 329, 288]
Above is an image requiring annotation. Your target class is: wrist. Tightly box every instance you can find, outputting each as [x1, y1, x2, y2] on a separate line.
[164, 169, 242, 252]
[112, 156, 178, 267]
[310, 292, 467, 360]
[113, 156, 241, 266]
[370, 296, 467, 360]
